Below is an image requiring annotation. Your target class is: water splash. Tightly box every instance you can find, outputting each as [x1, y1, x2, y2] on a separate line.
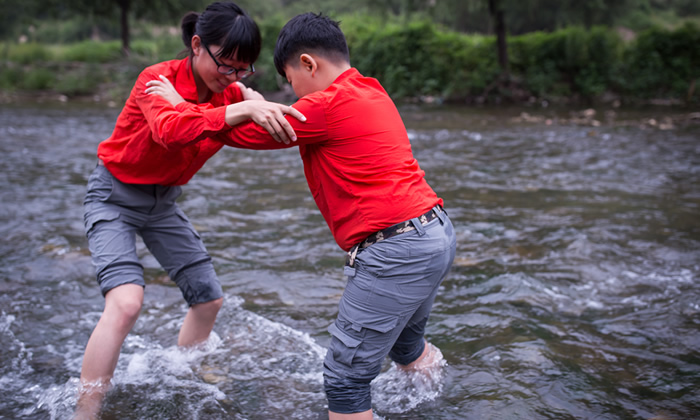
[372, 344, 447, 414]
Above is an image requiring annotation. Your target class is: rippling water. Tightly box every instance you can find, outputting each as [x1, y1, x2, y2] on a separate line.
[0, 103, 698, 419]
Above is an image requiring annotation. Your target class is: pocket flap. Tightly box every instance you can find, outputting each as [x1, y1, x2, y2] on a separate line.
[328, 323, 361, 348]
[357, 314, 399, 334]
[84, 209, 120, 234]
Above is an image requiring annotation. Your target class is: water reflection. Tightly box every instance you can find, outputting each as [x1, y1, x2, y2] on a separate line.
[0, 103, 698, 419]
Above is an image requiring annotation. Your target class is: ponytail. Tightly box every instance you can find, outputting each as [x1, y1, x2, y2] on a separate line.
[180, 11, 199, 55]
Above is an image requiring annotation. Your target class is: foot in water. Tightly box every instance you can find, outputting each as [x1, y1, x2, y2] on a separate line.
[371, 341, 447, 414]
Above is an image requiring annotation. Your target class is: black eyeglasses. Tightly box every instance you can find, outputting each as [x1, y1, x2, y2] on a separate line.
[202, 44, 255, 79]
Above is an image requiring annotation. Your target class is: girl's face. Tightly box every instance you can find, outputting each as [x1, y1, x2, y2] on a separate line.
[192, 36, 252, 96]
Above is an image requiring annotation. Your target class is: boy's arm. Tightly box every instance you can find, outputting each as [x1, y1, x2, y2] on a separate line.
[215, 97, 328, 150]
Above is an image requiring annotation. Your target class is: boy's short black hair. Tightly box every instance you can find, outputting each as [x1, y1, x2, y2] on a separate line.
[274, 13, 350, 78]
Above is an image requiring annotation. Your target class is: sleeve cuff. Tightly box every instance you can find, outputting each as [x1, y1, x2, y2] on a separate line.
[203, 106, 228, 130]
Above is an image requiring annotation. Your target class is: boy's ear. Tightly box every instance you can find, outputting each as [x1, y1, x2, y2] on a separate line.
[300, 53, 318, 75]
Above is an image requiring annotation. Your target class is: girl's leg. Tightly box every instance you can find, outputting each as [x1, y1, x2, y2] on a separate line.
[76, 284, 144, 418]
[178, 297, 224, 346]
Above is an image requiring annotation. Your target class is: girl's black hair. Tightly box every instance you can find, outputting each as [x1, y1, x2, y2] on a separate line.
[274, 13, 349, 78]
[181, 1, 261, 64]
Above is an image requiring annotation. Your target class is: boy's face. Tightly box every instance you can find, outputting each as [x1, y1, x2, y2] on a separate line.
[284, 63, 315, 98]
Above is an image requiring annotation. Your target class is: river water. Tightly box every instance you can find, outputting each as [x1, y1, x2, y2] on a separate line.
[0, 102, 698, 419]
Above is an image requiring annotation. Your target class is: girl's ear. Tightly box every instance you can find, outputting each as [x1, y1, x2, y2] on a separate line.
[191, 35, 202, 56]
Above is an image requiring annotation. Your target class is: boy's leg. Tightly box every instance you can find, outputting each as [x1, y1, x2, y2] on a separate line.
[391, 210, 456, 371]
[389, 282, 442, 371]
[141, 207, 224, 347]
[329, 409, 373, 420]
[325, 210, 456, 416]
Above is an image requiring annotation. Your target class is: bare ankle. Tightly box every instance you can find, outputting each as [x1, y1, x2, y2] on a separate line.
[74, 379, 110, 420]
[398, 341, 440, 371]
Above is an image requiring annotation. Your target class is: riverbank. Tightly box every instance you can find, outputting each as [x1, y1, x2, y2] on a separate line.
[2, 21, 699, 107]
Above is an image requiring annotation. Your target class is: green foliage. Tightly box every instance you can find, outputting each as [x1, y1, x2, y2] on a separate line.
[3, 42, 53, 64]
[61, 40, 122, 63]
[247, 15, 286, 92]
[131, 40, 158, 58]
[31, 18, 110, 44]
[620, 22, 700, 99]
[21, 67, 55, 90]
[509, 26, 624, 98]
[346, 17, 496, 99]
[0, 13, 699, 103]
[55, 63, 105, 96]
[0, 64, 23, 90]
[0, 62, 55, 90]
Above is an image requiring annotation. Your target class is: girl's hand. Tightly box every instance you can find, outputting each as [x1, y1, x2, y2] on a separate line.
[145, 75, 185, 106]
[237, 82, 265, 101]
[225, 100, 306, 144]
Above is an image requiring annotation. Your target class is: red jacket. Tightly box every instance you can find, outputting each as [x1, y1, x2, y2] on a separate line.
[214, 68, 443, 251]
[97, 57, 244, 186]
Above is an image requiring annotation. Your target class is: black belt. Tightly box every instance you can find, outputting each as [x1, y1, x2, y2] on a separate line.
[346, 206, 443, 267]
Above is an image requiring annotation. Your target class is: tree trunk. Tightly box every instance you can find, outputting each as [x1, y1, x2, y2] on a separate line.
[488, 0, 509, 75]
[117, 0, 130, 56]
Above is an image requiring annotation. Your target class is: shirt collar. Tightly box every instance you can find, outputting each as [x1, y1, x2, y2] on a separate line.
[174, 57, 201, 103]
[334, 67, 360, 84]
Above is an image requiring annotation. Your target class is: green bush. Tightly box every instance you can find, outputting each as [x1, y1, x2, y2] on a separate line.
[247, 15, 286, 93]
[55, 63, 105, 96]
[21, 68, 55, 90]
[621, 22, 700, 100]
[154, 35, 186, 62]
[4, 42, 53, 64]
[0, 64, 23, 90]
[61, 40, 122, 63]
[346, 18, 493, 99]
[130, 40, 159, 61]
[0, 15, 699, 103]
[509, 26, 623, 99]
[32, 19, 94, 44]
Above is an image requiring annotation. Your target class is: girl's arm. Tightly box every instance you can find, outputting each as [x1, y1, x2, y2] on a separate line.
[146, 75, 305, 144]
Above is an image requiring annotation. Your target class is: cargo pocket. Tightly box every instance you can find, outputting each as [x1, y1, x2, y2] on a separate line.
[328, 321, 362, 368]
[328, 313, 400, 370]
[84, 166, 115, 203]
[83, 209, 120, 237]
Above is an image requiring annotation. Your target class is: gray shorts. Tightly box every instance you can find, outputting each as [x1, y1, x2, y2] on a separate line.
[82, 164, 222, 305]
[323, 206, 457, 413]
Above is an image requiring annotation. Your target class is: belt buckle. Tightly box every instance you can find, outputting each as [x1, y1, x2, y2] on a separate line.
[346, 243, 360, 268]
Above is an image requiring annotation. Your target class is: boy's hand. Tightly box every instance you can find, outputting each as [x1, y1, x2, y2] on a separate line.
[145, 75, 185, 106]
[237, 100, 306, 144]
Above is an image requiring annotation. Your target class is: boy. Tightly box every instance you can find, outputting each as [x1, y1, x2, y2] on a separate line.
[150, 12, 456, 419]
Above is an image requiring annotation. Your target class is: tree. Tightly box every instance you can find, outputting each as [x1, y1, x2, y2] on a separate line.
[107, 0, 206, 55]
[489, 0, 509, 74]
[7, 0, 206, 54]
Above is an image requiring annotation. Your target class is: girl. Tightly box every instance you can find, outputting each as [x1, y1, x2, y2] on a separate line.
[75, 2, 304, 417]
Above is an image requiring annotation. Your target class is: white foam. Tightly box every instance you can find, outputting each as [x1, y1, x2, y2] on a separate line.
[371, 346, 447, 414]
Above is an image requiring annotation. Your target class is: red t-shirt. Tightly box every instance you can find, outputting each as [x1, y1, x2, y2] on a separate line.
[97, 57, 244, 186]
[215, 68, 443, 251]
